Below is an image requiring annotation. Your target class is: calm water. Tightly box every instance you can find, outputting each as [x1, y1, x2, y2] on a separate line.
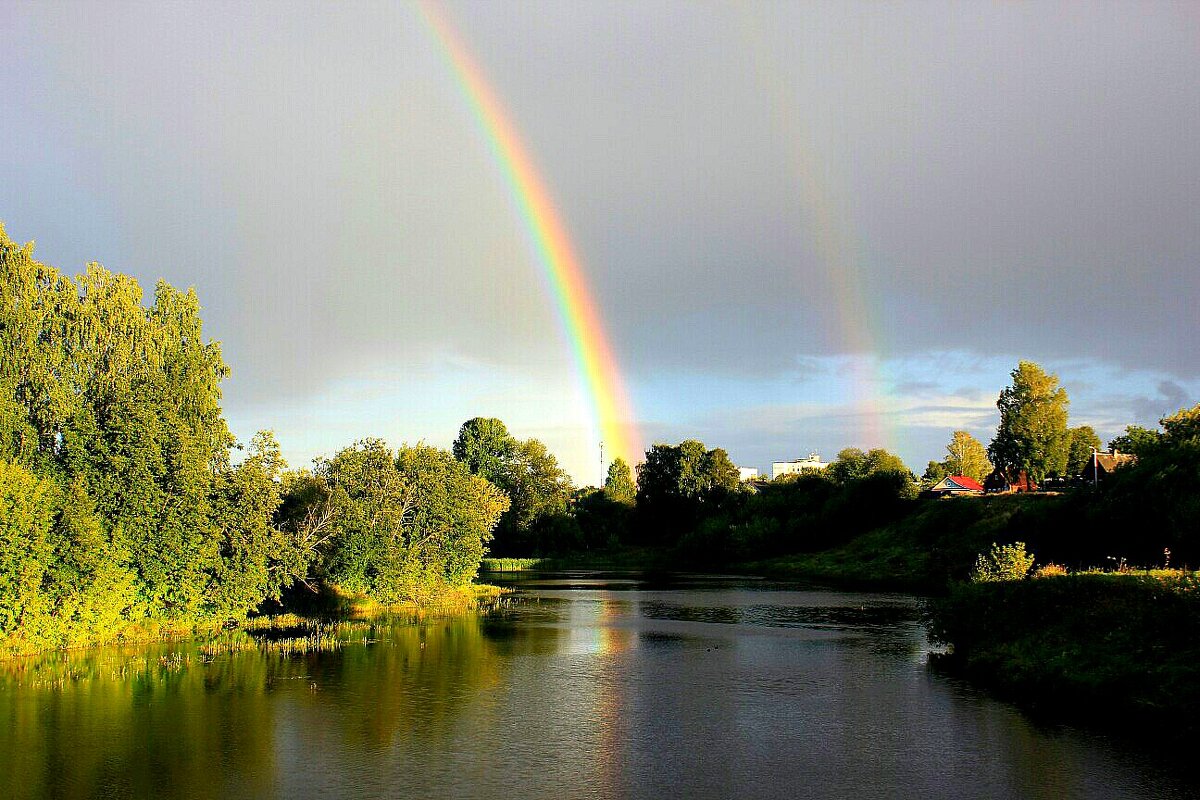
[0, 572, 1193, 799]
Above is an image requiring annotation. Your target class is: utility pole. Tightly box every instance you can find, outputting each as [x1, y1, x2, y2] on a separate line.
[599, 440, 605, 488]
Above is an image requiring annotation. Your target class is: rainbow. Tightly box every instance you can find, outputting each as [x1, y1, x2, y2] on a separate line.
[734, 7, 898, 453]
[417, 1, 642, 472]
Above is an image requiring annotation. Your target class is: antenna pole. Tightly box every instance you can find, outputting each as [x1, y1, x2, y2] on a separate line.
[599, 440, 605, 487]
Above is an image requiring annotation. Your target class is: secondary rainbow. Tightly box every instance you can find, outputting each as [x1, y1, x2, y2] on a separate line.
[736, 7, 898, 453]
[417, 1, 642, 470]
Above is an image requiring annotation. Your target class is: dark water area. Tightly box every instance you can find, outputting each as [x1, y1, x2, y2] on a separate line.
[0, 572, 1193, 799]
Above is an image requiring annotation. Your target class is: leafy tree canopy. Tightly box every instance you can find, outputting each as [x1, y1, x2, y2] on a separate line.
[988, 361, 1070, 482]
[451, 417, 515, 485]
[603, 457, 636, 505]
[827, 447, 912, 485]
[941, 431, 993, 483]
[300, 439, 508, 602]
[1108, 424, 1161, 458]
[451, 417, 573, 554]
[0, 224, 307, 650]
[1065, 425, 1102, 476]
[636, 440, 740, 507]
[923, 460, 949, 483]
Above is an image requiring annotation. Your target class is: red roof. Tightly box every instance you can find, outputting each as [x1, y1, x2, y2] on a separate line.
[947, 475, 985, 491]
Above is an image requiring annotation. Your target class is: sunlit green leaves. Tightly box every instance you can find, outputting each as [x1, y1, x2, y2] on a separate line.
[988, 361, 1071, 482]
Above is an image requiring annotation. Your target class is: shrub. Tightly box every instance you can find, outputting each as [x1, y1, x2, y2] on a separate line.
[1033, 562, 1068, 578]
[970, 541, 1035, 583]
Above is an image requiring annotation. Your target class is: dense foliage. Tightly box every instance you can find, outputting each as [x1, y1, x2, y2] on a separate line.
[603, 457, 636, 506]
[279, 440, 509, 605]
[1065, 425, 1101, 476]
[969, 542, 1035, 583]
[0, 226, 311, 652]
[3, 221, 1195, 675]
[0, 227, 510, 654]
[988, 361, 1071, 481]
[933, 431, 993, 483]
[925, 574, 1200, 739]
[657, 446, 917, 566]
[634, 440, 739, 543]
[451, 417, 575, 555]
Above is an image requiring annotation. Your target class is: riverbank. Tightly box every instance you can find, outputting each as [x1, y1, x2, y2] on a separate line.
[736, 494, 1070, 591]
[480, 547, 672, 574]
[0, 582, 507, 660]
[924, 572, 1200, 741]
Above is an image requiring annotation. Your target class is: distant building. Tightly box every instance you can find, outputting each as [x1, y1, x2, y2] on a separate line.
[738, 467, 760, 482]
[771, 454, 828, 480]
[1080, 449, 1135, 485]
[983, 468, 1038, 494]
[924, 475, 985, 498]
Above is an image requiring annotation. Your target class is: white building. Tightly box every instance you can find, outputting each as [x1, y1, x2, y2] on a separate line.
[738, 467, 759, 482]
[771, 454, 828, 480]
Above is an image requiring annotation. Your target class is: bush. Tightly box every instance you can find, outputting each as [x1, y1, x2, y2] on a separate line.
[1033, 562, 1067, 578]
[970, 541, 1035, 583]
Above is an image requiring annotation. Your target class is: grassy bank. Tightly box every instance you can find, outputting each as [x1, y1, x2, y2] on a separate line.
[1, 581, 507, 660]
[924, 572, 1200, 739]
[738, 494, 1050, 590]
[480, 547, 668, 573]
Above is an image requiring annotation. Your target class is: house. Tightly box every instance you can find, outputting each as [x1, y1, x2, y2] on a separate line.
[1080, 449, 1135, 485]
[923, 475, 985, 498]
[771, 454, 828, 480]
[983, 468, 1038, 494]
[738, 467, 760, 482]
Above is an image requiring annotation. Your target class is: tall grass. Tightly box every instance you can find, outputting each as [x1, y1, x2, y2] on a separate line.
[479, 558, 548, 572]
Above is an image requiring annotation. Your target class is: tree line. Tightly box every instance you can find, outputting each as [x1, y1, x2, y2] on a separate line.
[3, 225, 1196, 652]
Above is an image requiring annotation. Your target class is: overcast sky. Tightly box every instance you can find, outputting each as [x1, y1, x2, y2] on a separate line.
[3, 1, 1197, 482]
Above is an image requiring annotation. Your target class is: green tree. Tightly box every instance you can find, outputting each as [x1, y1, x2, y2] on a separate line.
[703, 447, 740, 494]
[503, 437, 574, 543]
[1160, 404, 1200, 442]
[386, 445, 508, 599]
[44, 477, 137, 646]
[1065, 425, 1102, 476]
[988, 361, 1070, 482]
[922, 460, 949, 484]
[452, 418, 574, 554]
[452, 417, 516, 485]
[943, 430, 992, 483]
[636, 440, 740, 507]
[603, 457, 636, 505]
[0, 223, 298, 652]
[827, 447, 912, 484]
[316, 439, 410, 594]
[208, 431, 315, 619]
[310, 439, 508, 602]
[0, 460, 57, 639]
[1108, 424, 1160, 458]
[633, 439, 743, 545]
[572, 486, 632, 550]
[1099, 405, 1200, 559]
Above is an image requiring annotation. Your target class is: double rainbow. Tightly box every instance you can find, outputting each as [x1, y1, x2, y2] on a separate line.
[418, 1, 642, 471]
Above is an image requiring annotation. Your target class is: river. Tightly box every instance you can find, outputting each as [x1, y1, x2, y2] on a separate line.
[0, 572, 1192, 799]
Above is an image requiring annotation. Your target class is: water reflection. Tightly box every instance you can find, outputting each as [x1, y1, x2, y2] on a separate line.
[0, 574, 1193, 799]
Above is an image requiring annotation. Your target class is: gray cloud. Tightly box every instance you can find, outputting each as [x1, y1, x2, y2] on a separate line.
[2, 1, 1196, 476]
